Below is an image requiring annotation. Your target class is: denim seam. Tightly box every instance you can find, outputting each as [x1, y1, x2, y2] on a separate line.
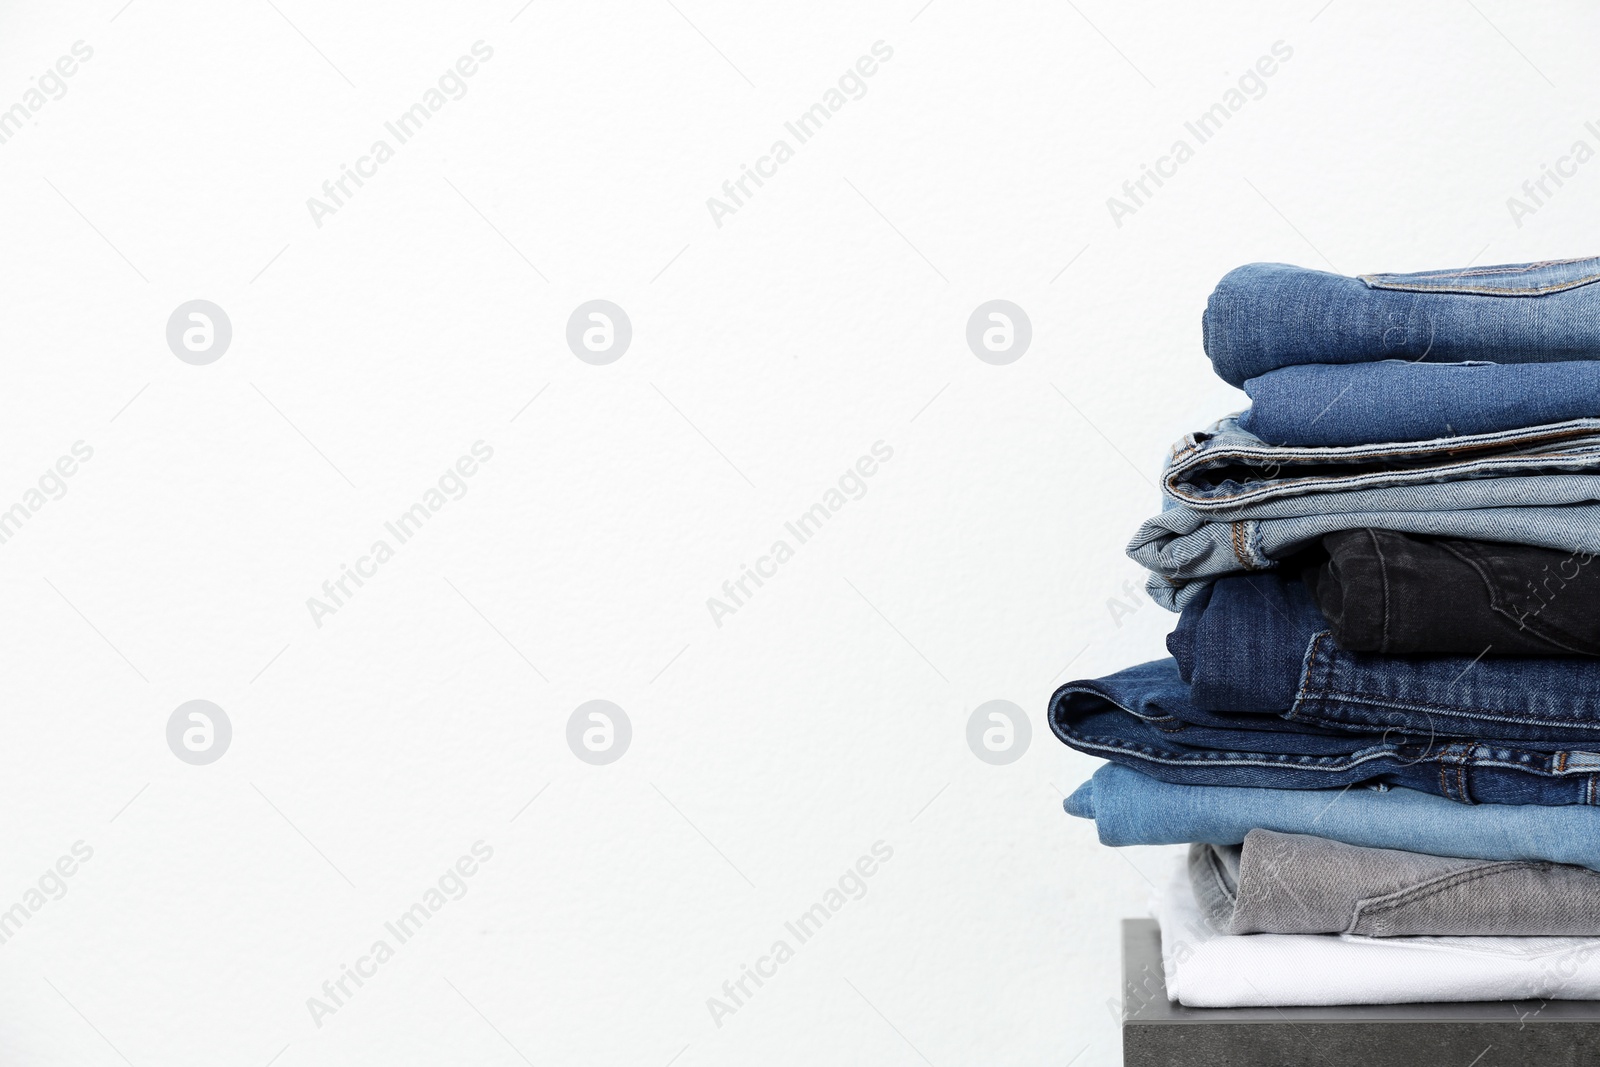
[1359, 277, 1600, 296]
[1199, 844, 1234, 907]
[1164, 424, 1600, 506]
[1049, 733, 1407, 773]
[1171, 421, 1600, 470]
[1359, 261, 1600, 295]
[1223, 521, 1268, 571]
[1346, 861, 1547, 934]
[1056, 730, 1584, 791]
[1447, 744, 1472, 802]
[1292, 691, 1600, 740]
[1061, 716, 1484, 772]
[1294, 631, 1335, 712]
[1443, 538, 1597, 654]
[1438, 751, 1461, 802]
[1169, 449, 1600, 507]
[1176, 439, 1600, 478]
[1203, 415, 1600, 467]
[1367, 529, 1392, 652]
[1243, 522, 1268, 569]
[1391, 257, 1596, 278]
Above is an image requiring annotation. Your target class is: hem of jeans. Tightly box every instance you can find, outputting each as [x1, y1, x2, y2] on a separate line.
[1161, 421, 1600, 509]
[1061, 738, 1600, 816]
[1226, 520, 1270, 571]
[1053, 731, 1408, 774]
[1187, 844, 1238, 933]
[1167, 449, 1600, 510]
[1178, 416, 1600, 466]
[1047, 681, 1189, 735]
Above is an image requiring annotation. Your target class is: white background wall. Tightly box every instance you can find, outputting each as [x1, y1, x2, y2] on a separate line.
[1, 1, 1598, 1064]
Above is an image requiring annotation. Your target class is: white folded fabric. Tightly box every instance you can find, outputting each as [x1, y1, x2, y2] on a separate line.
[1155, 862, 1600, 1007]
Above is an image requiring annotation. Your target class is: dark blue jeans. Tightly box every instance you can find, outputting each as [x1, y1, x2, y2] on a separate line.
[1167, 569, 1600, 746]
[1203, 258, 1600, 387]
[1048, 659, 1600, 805]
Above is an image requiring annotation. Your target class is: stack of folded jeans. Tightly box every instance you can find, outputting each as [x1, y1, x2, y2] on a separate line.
[1050, 256, 1600, 1008]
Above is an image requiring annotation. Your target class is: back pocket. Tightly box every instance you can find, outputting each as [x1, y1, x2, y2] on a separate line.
[1361, 257, 1600, 297]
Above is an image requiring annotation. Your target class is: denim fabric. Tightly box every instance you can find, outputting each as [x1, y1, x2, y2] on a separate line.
[1311, 530, 1600, 656]
[1203, 258, 1600, 388]
[1131, 498, 1600, 611]
[1190, 830, 1600, 937]
[1048, 658, 1600, 804]
[1162, 415, 1600, 513]
[1065, 763, 1600, 872]
[1240, 361, 1600, 447]
[1169, 568, 1600, 743]
[1167, 571, 1314, 712]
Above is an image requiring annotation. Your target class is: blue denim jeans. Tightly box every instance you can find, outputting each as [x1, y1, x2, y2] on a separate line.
[1240, 361, 1600, 447]
[1131, 417, 1600, 610]
[1048, 659, 1600, 804]
[1065, 763, 1600, 872]
[1169, 569, 1600, 744]
[1204, 258, 1600, 388]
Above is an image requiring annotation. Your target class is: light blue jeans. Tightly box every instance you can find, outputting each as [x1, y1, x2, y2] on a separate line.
[1065, 763, 1600, 872]
[1163, 414, 1600, 512]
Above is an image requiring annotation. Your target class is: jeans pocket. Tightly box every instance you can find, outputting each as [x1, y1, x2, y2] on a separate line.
[1361, 257, 1600, 297]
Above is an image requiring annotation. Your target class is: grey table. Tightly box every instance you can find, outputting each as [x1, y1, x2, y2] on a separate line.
[1121, 918, 1600, 1066]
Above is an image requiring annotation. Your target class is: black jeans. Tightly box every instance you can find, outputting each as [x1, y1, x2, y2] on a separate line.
[1307, 529, 1600, 656]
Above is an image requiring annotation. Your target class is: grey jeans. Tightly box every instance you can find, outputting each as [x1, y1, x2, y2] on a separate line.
[1190, 829, 1600, 937]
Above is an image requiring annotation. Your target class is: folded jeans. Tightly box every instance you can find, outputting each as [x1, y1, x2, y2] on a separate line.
[1203, 258, 1600, 388]
[1131, 494, 1600, 614]
[1167, 566, 1600, 741]
[1239, 360, 1600, 447]
[1065, 763, 1600, 872]
[1310, 529, 1600, 656]
[1161, 415, 1600, 514]
[1190, 829, 1600, 937]
[1049, 658, 1600, 804]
